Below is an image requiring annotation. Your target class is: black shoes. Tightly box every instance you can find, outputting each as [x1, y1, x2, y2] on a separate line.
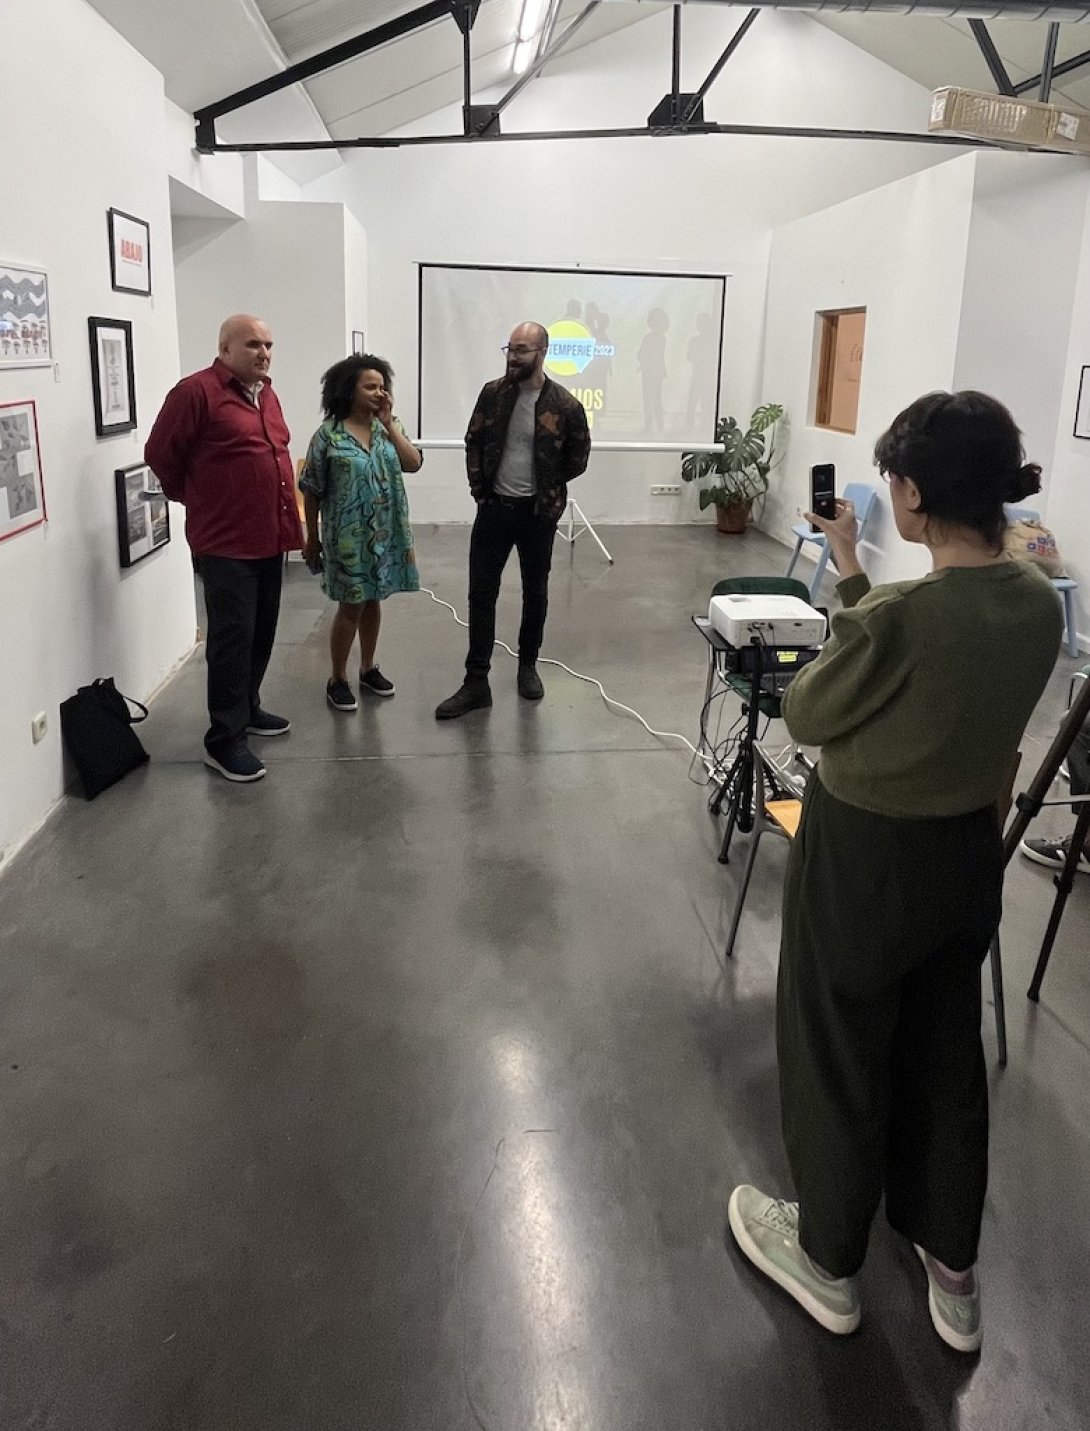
[517, 662, 544, 701]
[245, 709, 291, 737]
[360, 666, 395, 698]
[327, 678, 358, 712]
[434, 666, 543, 718]
[204, 740, 266, 782]
[435, 680, 493, 720]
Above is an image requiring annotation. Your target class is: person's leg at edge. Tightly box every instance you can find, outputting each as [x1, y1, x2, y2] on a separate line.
[331, 601, 364, 682]
[199, 555, 259, 752]
[358, 600, 381, 675]
[730, 778, 907, 1336]
[514, 508, 556, 699]
[777, 781, 899, 1280]
[435, 502, 513, 719]
[881, 805, 999, 1354]
[466, 501, 515, 682]
[248, 553, 284, 718]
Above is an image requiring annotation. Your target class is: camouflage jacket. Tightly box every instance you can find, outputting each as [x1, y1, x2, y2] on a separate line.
[465, 376, 591, 523]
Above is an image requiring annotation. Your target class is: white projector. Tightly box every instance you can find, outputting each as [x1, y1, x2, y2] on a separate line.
[708, 593, 826, 649]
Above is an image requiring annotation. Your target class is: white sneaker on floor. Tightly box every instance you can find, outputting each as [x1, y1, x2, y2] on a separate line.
[728, 1185, 861, 1335]
[915, 1244, 982, 1353]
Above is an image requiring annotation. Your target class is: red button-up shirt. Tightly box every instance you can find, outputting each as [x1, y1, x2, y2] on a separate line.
[144, 358, 302, 559]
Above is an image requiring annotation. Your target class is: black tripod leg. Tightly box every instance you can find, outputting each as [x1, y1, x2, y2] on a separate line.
[1028, 800, 1090, 1002]
[718, 772, 745, 863]
[988, 931, 1007, 1067]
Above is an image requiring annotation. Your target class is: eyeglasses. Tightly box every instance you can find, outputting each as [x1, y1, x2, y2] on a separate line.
[501, 344, 545, 357]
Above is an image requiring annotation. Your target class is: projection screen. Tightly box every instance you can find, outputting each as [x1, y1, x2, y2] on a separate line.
[418, 264, 728, 445]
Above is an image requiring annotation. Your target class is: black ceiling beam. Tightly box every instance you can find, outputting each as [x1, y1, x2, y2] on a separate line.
[1040, 20, 1061, 101]
[193, 0, 451, 149]
[968, 20, 1018, 96]
[1013, 43, 1090, 94]
[198, 122, 1063, 153]
[681, 8, 760, 127]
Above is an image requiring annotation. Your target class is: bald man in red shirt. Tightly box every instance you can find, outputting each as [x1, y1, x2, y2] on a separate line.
[145, 315, 302, 782]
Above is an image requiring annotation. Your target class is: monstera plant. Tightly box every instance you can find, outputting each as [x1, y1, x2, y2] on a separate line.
[681, 403, 784, 533]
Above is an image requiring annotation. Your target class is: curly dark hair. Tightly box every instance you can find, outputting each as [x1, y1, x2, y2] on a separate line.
[319, 354, 394, 422]
[873, 391, 1041, 551]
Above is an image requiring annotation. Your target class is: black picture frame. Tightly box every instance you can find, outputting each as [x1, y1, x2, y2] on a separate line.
[108, 208, 152, 296]
[352, 330, 365, 356]
[1074, 366, 1090, 440]
[89, 317, 137, 437]
[115, 463, 170, 567]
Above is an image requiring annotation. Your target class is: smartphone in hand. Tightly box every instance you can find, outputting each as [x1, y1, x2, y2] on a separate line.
[810, 464, 836, 532]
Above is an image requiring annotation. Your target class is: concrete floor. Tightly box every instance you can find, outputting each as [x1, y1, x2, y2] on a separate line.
[1, 523, 1088, 1431]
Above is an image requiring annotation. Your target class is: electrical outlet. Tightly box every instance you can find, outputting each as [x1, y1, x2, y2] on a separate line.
[31, 712, 47, 744]
[650, 484, 680, 496]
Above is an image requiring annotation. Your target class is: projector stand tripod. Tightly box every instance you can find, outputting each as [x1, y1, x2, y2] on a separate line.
[709, 640, 792, 864]
[556, 499, 613, 566]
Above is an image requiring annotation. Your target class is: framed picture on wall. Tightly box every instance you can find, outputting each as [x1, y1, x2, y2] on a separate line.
[89, 317, 137, 436]
[0, 399, 47, 543]
[351, 330, 365, 356]
[116, 463, 170, 567]
[108, 209, 152, 296]
[0, 263, 52, 369]
[1074, 366, 1090, 440]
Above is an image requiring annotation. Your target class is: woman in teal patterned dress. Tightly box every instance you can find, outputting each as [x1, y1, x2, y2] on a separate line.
[300, 355, 422, 712]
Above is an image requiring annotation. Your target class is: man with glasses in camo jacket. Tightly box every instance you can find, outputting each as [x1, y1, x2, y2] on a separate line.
[436, 321, 591, 720]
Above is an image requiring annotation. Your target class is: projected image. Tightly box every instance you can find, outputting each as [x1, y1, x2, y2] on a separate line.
[420, 265, 727, 444]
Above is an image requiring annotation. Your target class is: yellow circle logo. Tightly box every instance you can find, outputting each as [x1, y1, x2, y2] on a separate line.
[545, 320, 596, 378]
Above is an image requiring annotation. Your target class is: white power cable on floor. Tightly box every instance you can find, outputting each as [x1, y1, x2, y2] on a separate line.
[420, 587, 701, 759]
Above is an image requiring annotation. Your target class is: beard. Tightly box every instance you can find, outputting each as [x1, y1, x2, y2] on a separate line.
[505, 359, 535, 385]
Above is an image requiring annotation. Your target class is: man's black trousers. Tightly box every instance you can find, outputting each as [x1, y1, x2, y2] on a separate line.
[466, 498, 557, 679]
[196, 554, 283, 751]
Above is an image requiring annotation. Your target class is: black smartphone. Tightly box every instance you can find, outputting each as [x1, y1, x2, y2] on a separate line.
[810, 464, 836, 532]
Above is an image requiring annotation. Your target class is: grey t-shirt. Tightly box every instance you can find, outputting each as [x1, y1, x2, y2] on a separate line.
[494, 388, 538, 497]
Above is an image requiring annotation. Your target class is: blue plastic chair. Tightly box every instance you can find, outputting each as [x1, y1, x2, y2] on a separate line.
[1005, 505, 1080, 657]
[785, 482, 877, 601]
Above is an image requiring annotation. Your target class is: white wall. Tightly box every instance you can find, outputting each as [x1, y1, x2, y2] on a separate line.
[763, 147, 1090, 612]
[1044, 177, 1090, 650]
[300, 7, 960, 525]
[954, 153, 1088, 493]
[170, 159, 357, 467]
[0, 0, 198, 866]
[761, 156, 977, 588]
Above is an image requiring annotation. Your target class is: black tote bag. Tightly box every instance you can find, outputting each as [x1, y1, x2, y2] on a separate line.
[59, 678, 149, 800]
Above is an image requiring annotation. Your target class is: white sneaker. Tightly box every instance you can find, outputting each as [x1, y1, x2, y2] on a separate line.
[915, 1245, 982, 1353]
[728, 1185, 861, 1335]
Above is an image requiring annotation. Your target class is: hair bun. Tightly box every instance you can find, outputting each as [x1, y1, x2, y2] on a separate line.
[1006, 462, 1042, 504]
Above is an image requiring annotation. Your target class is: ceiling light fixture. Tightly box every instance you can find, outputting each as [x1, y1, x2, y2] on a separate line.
[513, 0, 551, 73]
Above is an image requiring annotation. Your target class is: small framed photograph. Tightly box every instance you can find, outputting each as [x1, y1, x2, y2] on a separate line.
[116, 462, 170, 567]
[0, 263, 52, 369]
[0, 399, 47, 542]
[1075, 366, 1090, 440]
[89, 317, 137, 436]
[108, 209, 151, 296]
[351, 330, 365, 356]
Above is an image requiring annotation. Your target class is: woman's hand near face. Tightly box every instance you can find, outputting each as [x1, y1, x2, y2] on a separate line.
[803, 498, 864, 581]
[376, 390, 394, 430]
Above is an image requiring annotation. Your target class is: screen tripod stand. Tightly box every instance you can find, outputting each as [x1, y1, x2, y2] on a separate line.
[1000, 669, 1090, 1003]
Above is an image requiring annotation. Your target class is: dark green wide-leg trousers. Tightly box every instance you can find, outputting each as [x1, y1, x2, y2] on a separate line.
[777, 774, 1003, 1280]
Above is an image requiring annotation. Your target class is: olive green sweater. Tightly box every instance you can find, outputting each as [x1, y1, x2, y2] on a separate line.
[781, 562, 1063, 818]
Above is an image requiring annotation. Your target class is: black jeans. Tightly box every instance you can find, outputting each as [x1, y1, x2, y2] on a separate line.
[466, 498, 557, 679]
[196, 554, 283, 751]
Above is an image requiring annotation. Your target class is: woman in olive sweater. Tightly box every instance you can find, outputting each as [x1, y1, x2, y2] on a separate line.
[728, 392, 1063, 1352]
